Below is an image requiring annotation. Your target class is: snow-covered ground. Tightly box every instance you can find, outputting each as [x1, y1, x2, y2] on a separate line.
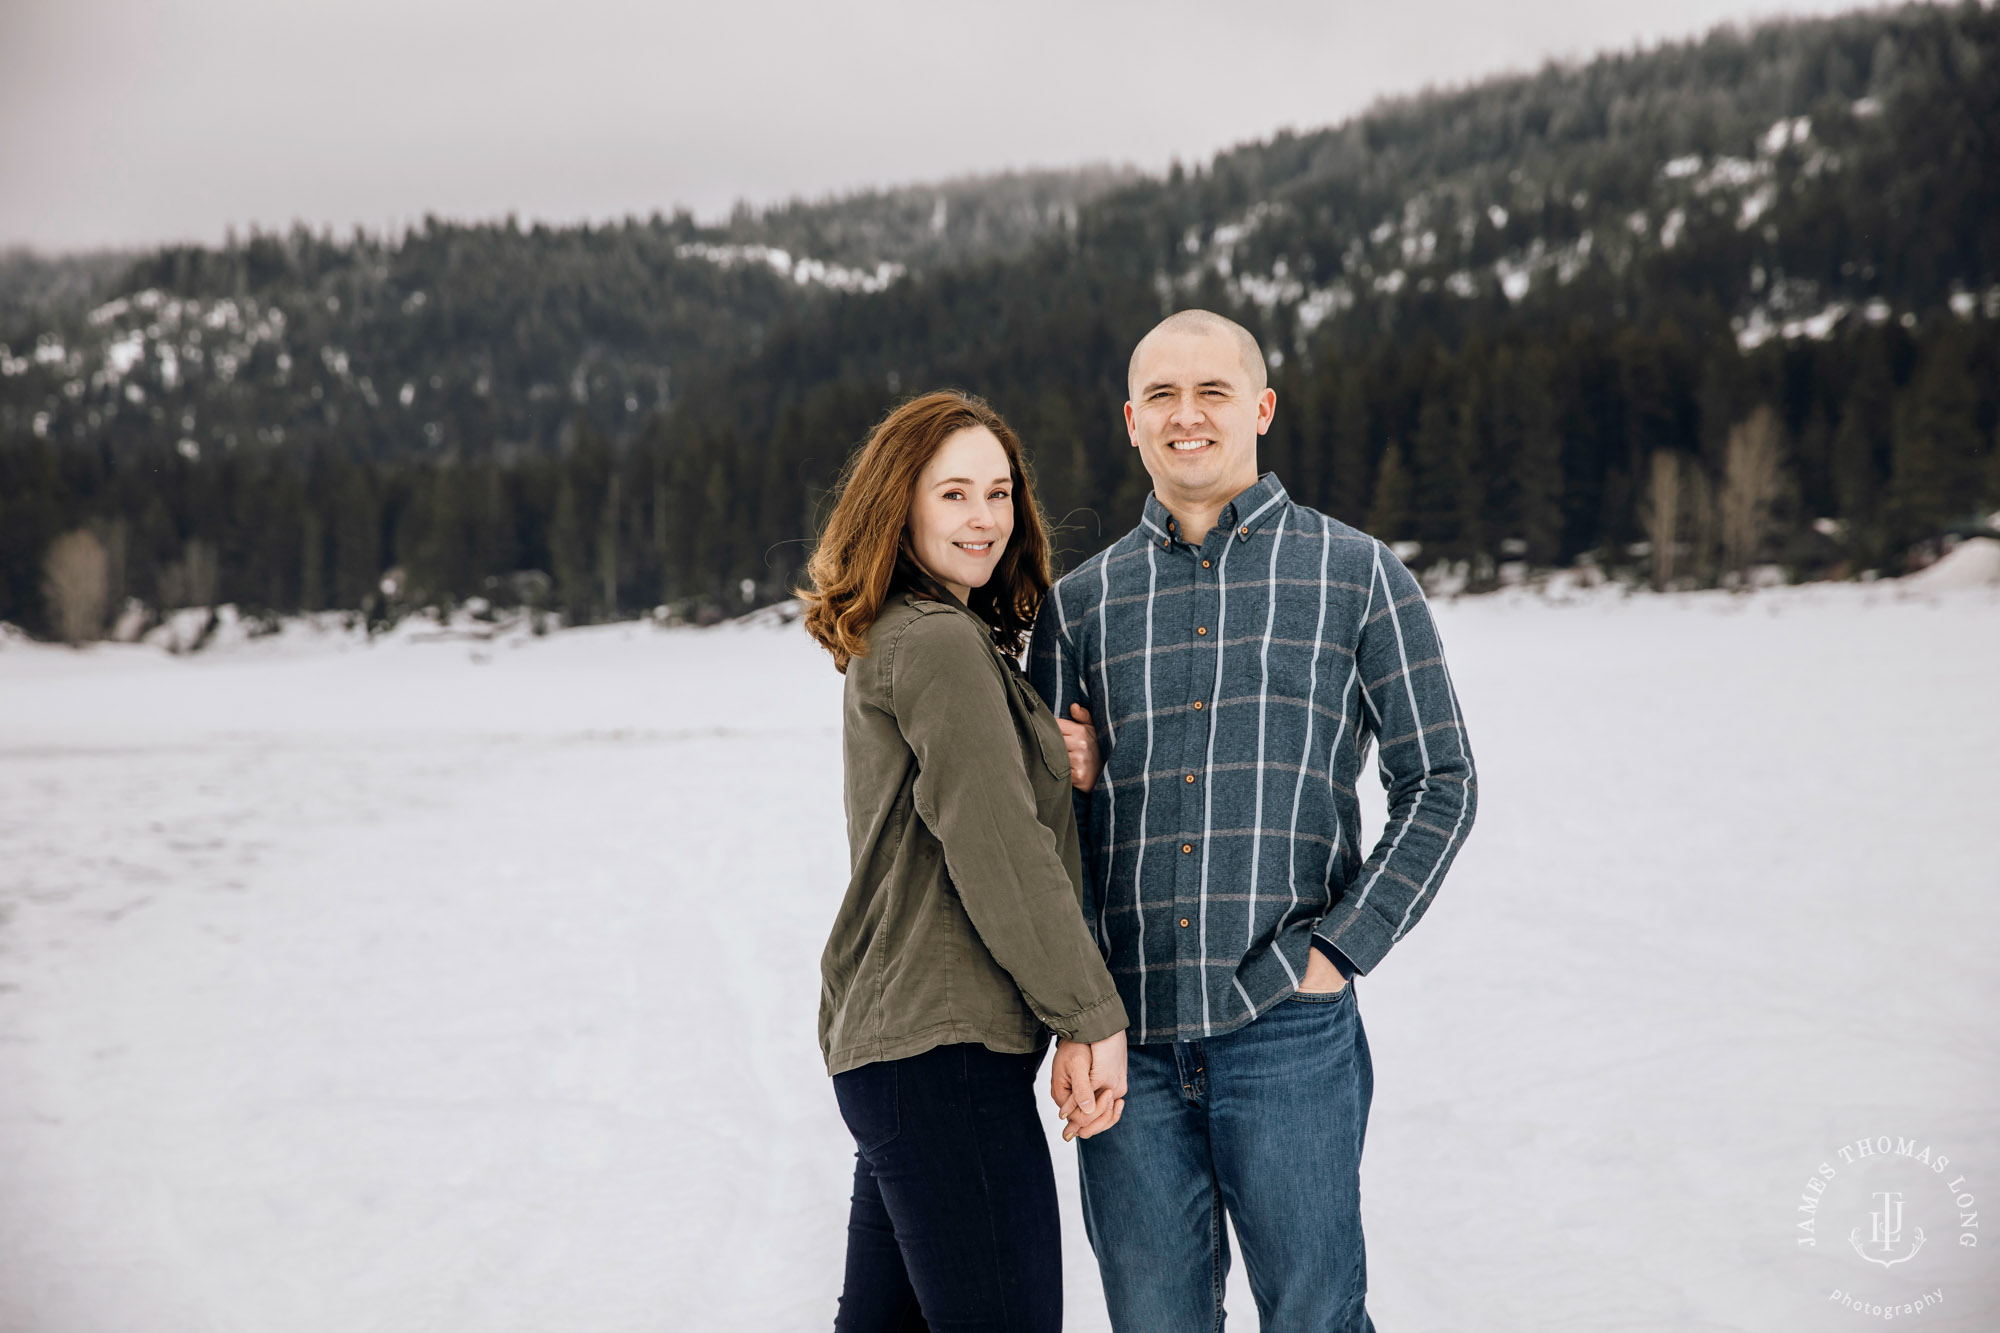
[2, 580, 1997, 1332]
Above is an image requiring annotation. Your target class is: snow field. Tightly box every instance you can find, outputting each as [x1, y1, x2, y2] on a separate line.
[1, 582, 1996, 1331]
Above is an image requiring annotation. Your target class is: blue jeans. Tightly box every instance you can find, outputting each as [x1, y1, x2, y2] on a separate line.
[1077, 984, 1375, 1332]
[832, 1043, 1062, 1333]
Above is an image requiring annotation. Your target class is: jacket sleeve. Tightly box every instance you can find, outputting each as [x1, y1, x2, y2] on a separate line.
[892, 611, 1128, 1043]
[1026, 586, 1097, 851]
[1314, 542, 1477, 974]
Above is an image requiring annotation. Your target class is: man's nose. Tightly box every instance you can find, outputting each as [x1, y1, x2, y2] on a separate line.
[1168, 395, 1204, 427]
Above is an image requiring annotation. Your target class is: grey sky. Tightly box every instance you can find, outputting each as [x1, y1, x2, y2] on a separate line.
[1, 0, 1878, 252]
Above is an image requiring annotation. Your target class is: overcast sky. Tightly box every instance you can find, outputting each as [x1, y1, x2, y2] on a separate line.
[0, 0, 1881, 253]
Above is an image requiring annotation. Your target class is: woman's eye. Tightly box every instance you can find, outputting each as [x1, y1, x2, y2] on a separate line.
[942, 489, 964, 500]
[990, 489, 1010, 501]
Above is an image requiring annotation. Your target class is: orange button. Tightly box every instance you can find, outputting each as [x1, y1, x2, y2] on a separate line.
[1180, 917, 1191, 928]
[1161, 538, 1170, 548]
[1184, 774, 1196, 783]
[1202, 559, 1212, 568]
[1239, 526, 1249, 535]
[1181, 843, 1193, 854]
[1192, 700, 1203, 710]
[1196, 626, 1208, 636]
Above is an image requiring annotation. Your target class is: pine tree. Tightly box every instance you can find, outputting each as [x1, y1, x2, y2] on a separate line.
[1832, 333, 1894, 568]
[1327, 367, 1372, 527]
[1888, 332, 1983, 551]
[332, 467, 382, 609]
[1517, 348, 1564, 565]
[550, 473, 589, 623]
[1411, 395, 1458, 551]
[1366, 442, 1414, 541]
[300, 507, 325, 612]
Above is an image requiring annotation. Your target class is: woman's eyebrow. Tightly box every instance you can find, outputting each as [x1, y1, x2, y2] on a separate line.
[932, 475, 1013, 487]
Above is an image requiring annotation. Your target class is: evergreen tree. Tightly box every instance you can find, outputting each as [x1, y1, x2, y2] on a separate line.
[1366, 442, 1414, 542]
[1889, 331, 1984, 546]
[1411, 395, 1458, 550]
[549, 473, 589, 622]
[1516, 348, 1564, 565]
[1326, 367, 1372, 527]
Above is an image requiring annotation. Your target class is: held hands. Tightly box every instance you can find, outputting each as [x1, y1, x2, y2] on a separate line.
[1050, 1029, 1127, 1141]
[1057, 704, 1101, 792]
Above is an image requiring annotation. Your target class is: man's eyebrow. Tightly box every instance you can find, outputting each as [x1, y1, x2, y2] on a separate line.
[1142, 377, 1238, 394]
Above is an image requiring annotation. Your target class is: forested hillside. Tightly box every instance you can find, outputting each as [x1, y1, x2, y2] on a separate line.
[3, 3, 1996, 639]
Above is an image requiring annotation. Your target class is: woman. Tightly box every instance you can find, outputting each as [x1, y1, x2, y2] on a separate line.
[799, 390, 1129, 1332]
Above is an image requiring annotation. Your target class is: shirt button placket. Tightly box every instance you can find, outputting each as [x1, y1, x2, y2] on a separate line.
[1178, 529, 1224, 1026]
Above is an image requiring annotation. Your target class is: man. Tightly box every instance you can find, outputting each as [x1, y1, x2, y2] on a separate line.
[1028, 309, 1477, 1331]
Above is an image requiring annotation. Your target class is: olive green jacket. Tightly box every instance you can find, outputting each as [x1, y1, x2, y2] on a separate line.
[819, 589, 1129, 1076]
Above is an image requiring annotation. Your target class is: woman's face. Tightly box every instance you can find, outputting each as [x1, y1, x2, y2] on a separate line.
[908, 425, 1015, 602]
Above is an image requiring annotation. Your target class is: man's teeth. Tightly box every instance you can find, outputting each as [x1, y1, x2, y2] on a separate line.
[1170, 439, 1212, 451]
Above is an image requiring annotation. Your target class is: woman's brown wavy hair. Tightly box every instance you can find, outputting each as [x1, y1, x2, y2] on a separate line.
[798, 390, 1051, 672]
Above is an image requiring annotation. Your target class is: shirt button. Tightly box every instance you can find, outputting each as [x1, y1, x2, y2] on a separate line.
[1201, 559, 1212, 568]
[1181, 843, 1193, 854]
[1192, 701, 1203, 710]
[1184, 773, 1196, 783]
[1162, 538, 1170, 548]
[1180, 917, 1191, 928]
[1196, 626, 1207, 636]
[1240, 526, 1249, 536]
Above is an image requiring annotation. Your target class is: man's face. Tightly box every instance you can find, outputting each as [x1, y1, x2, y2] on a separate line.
[1124, 329, 1276, 507]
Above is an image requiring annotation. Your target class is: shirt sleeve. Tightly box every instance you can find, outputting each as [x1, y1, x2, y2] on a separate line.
[1313, 542, 1477, 975]
[1308, 936, 1358, 980]
[893, 611, 1127, 1043]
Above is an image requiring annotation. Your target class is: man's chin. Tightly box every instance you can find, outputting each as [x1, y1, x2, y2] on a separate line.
[1153, 453, 1226, 489]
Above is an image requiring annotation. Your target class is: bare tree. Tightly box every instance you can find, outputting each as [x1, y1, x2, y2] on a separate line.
[42, 529, 110, 645]
[1643, 450, 1683, 589]
[1721, 406, 1786, 582]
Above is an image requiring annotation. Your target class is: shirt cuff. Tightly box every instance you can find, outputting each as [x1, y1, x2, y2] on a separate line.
[1309, 935, 1357, 980]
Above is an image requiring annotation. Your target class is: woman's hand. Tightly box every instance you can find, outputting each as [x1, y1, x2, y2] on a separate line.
[1057, 704, 1101, 792]
[1051, 1029, 1128, 1141]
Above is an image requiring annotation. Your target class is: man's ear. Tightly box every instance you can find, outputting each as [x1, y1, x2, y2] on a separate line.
[1255, 386, 1277, 436]
[1123, 399, 1139, 445]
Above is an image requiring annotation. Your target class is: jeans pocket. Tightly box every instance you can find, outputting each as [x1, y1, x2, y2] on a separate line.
[1288, 983, 1352, 1005]
[833, 1061, 902, 1155]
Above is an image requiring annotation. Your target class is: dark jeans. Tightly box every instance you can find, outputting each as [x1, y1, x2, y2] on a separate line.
[832, 1042, 1062, 1333]
[1078, 983, 1376, 1332]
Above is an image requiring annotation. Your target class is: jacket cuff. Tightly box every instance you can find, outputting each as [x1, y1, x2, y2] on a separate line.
[1308, 935, 1357, 980]
[1051, 991, 1128, 1044]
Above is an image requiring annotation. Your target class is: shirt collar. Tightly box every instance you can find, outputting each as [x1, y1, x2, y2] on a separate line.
[1140, 472, 1290, 547]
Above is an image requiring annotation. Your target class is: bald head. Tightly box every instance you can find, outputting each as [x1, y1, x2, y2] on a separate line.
[1127, 309, 1267, 398]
